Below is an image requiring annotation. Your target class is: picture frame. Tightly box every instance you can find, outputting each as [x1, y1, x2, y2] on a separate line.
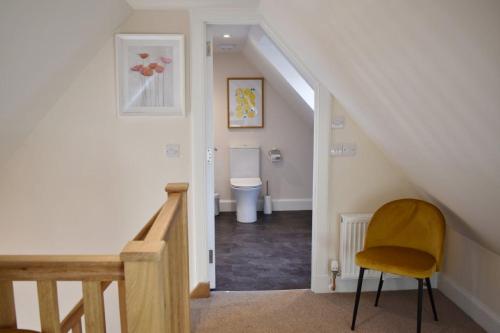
[227, 77, 264, 128]
[115, 34, 185, 116]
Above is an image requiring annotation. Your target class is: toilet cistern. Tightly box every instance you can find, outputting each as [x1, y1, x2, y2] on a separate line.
[229, 145, 262, 223]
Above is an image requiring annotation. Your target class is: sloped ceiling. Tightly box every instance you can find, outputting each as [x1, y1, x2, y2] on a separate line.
[0, 0, 131, 165]
[259, 0, 500, 253]
[210, 24, 314, 127]
[242, 27, 314, 128]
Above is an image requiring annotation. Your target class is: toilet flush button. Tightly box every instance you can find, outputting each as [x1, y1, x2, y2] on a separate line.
[166, 144, 180, 158]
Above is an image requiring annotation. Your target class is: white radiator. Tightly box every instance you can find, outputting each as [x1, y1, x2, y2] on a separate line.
[339, 213, 378, 279]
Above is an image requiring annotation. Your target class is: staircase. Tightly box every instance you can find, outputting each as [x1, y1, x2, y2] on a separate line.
[0, 183, 190, 333]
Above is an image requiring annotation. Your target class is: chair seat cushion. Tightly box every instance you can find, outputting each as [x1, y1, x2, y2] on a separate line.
[355, 246, 437, 278]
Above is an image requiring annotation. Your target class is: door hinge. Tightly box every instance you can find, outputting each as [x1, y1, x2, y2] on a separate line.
[206, 41, 212, 57]
[209, 249, 214, 264]
[207, 147, 214, 165]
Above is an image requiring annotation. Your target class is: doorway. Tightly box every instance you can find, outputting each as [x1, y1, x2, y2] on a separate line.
[209, 24, 315, 291]
[190, 8, 332, 294]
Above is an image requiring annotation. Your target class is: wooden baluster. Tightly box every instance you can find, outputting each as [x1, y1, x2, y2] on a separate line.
[162, 239, 174, 333]
[37, 280, 62, 333]
[0, 280, 17, 329]
[82, 281, 106, 333]
[166, 223, 180, 333]
[71, 320, 82, 333]
[179, 189, 191, 331]
[166, 184, 191, 332]
[121, 241, 168, 333]
[118, 280, 128, 333]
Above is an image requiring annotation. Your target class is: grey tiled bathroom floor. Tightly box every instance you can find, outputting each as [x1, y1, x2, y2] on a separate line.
[215, 211, 312, 291]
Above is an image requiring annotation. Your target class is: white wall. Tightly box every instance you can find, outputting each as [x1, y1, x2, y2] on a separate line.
[213, 52, 313, 206]
[0, 10, 191, 331]
[439, 228, 500, 332]
[329, 99, 421, 259]
[259, 1, 500, 329]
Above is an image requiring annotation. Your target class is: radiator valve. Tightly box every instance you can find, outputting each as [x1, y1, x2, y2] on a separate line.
[330, 260, 340, 291]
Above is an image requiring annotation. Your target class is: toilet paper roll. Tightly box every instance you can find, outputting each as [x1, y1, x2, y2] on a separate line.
[268, 149, 282, 162]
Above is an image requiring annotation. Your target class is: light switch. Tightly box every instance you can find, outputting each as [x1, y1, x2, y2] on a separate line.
[332, 116, 345, 129]
[342, 143, 357, 156]
[166, 144, 180, 158]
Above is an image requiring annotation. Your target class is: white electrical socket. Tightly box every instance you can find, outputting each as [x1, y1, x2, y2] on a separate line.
[332, 116, 345, 129]
[331, 143, 357, 157]
[342, 143, 357, 156]
[331, 144, 343, 156]
[165, 144, 180, 158]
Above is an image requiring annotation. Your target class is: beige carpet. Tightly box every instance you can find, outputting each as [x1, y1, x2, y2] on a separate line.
[191, 289, 484, 333]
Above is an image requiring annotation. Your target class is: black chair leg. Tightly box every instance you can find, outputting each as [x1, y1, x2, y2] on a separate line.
[426, 278, 438, 321]
[351, 267, 365, 330]
[417, 279, 423, 333]
[374, 272, 384, 307]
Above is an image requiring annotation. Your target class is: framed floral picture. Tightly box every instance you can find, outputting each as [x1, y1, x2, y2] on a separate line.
[115, 34, 185, 116]
[227, 78, 264, 128]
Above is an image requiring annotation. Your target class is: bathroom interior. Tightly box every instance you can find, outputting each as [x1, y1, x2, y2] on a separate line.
[210, 24, 315, 291]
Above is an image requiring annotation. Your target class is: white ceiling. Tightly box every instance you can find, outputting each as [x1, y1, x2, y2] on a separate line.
[127, 0, 259, 9]
[0, 0, 131, 166]
[210, 25, 250, 53]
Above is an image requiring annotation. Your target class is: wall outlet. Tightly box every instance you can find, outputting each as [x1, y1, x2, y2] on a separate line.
[331, 143, 357, 157]
[165, 144, 180, 158]
[342, 143, 357, 156]
[332, 116, 345, 129]
[331, 144, 343, 156]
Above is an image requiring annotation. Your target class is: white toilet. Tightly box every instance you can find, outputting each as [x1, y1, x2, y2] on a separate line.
[230, 145, 262, 223]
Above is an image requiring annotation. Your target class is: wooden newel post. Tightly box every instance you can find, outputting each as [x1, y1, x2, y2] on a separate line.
[165, 183, 190, 332]
[0, 281, 17, 329]
[121, 241, 168, 333]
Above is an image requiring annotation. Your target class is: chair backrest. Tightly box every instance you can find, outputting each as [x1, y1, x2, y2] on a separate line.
[365, 199, 446, 269]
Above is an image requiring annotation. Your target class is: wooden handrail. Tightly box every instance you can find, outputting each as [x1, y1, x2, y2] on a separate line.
[144, 193, 181, 241]
[56, 206, 165, 333]
[0, 182, 190, 333]
[0, 255, 123, 281]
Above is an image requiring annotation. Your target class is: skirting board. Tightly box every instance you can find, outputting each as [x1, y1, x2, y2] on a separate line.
[439, 274, 500, 332]
[190, 282, 210, 299]
[311, 273, 438, 294]
[219, 198, 312, 212]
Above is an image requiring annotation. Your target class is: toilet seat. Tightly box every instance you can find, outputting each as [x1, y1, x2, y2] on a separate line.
[230, 177, 262, 189]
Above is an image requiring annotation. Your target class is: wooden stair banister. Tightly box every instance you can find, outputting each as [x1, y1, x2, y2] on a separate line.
[0, 183, 190, 333]
[120, 183, 190, 333]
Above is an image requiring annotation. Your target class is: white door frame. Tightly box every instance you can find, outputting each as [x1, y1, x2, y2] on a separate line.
[190, 7, 332, 293]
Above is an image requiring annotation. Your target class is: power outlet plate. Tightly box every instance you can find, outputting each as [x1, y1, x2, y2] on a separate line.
[332, 116, 345, 129]
[166, 144, 180, 158]
[331, 143, 357, 157]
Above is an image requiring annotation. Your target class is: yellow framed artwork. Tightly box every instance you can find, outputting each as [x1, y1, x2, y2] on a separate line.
[227, 78, 264, 128]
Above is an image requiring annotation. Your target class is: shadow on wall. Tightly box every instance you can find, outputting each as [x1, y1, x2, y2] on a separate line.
[417, 188, 488, 252]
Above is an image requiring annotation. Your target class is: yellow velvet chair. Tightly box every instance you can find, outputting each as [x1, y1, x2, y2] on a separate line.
[351, 199, 445, 333]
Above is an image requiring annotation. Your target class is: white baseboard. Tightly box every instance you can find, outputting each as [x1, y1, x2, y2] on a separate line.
[335, 275, 437, 293]
[219, 198, 312, 212]
[311, 274, 331, 293]
[439, 274, 500, 333]
[312, 272, 438, 294]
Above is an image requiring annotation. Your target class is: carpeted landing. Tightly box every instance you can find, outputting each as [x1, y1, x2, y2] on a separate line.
[191, 289, 484, 333]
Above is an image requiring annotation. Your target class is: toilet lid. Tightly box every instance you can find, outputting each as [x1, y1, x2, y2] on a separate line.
[230, 178, 262, 188]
